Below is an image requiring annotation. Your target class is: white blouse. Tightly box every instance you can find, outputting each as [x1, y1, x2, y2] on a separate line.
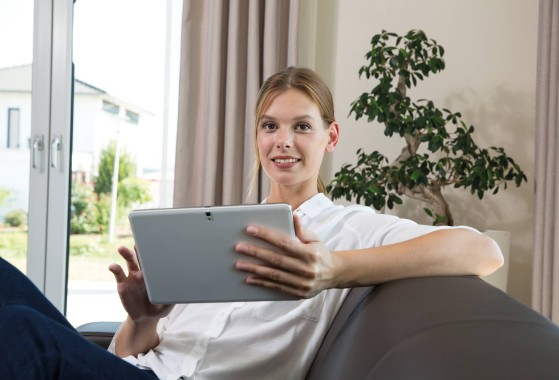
[110, 193, 470, 379]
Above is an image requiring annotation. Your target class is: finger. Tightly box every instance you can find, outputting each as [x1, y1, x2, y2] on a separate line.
[245, 275, 312, 299]
[236, 259, 314, 289]
[235, 241, 315, 277]
[246, 224, 307, 259]
[108, 263, 126, 283]
[118, 246, 141, 272]
[293, 215, 320, 244]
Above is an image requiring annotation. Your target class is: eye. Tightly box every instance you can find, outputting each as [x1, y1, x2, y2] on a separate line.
[295, 123, 312, 132]
[261, 122, 277, 132]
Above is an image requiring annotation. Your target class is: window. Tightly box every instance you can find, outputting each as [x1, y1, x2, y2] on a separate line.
[67, 0, 182, 327]
[102, 100, 119, 115]
[7, 108, 20, 149]
[125, 109, 139, 124]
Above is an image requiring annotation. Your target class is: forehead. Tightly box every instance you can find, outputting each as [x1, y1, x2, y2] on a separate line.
[261, 88, 319, 117]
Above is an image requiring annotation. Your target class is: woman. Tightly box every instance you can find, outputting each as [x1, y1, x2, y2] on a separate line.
[0, 67, 503, 379]
[108, 67, 502, 378]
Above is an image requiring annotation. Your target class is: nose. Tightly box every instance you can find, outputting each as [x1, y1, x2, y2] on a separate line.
[275, 127, 293, 149]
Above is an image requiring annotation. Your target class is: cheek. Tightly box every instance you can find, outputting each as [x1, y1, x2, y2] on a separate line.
[256, 135, 270, 158]
[303, 138, 329, 160]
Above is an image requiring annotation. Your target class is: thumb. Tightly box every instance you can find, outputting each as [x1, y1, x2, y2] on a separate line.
[293, 214, 319, 244]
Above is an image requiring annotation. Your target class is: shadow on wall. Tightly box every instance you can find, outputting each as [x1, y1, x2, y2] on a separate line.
[393, 84, 535, 305]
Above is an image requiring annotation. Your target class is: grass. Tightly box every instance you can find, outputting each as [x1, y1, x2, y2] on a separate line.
[0, 229, 134, 281]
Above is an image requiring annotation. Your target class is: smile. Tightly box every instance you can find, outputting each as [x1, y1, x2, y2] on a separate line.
[272, 158, 300, 164]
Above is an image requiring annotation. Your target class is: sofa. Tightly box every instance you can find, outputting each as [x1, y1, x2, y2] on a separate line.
[78, 275, 559, 379]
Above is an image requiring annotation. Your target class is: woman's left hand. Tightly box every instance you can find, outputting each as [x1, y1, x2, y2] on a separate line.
[235, 215, 340, 298]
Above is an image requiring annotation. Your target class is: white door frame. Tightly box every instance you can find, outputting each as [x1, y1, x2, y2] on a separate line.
[27, 0, 73, 313]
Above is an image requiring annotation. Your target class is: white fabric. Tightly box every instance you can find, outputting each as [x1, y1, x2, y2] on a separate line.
[109, 194, 474, 379]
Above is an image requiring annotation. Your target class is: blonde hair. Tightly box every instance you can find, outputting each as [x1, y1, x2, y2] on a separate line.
[249, 67, 336, 197]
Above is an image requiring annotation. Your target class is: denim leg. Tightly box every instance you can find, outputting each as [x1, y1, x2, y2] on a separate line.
[0, 257, 156, 379]
[0, 305, 156, 379]
[0, 256, 72, 329]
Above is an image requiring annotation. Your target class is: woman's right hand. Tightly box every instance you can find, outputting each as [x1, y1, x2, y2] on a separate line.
[108, 246, 174, 323]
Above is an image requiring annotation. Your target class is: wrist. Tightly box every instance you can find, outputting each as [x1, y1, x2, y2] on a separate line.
[330, 250, 352, 288]
[331, 249, 380, 288]
[128, 314, 160, 330]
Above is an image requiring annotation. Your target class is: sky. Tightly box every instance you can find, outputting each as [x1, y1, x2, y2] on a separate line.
[72, 0, 168, 112]
[0, 0, 182, 171]
[0, 0, 171, 112]
[0, 0, 34, 68]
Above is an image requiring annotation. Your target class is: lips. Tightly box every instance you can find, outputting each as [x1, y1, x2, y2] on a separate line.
[271, 156, 301, 168]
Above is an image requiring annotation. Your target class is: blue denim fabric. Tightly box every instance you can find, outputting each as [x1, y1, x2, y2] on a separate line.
[0, 257, 157, 379]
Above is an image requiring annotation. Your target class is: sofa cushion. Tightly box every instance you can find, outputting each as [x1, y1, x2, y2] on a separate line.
[77, 321, 121, 349]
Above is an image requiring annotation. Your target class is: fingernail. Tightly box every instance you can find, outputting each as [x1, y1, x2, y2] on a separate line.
[247, 226, 259, 236]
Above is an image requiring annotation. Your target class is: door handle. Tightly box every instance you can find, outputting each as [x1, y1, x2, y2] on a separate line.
[50, 136, 62, 170]
[32, 135, 45, 172]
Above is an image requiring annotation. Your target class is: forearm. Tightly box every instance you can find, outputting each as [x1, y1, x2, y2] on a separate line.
[332, 228, 504, 288]
[113, 315, 161, 358]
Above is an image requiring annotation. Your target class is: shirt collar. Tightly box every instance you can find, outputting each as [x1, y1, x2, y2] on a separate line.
[294, 193, 333, 219]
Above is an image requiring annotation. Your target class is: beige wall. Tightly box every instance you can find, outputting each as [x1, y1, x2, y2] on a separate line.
[300, 0, 539, 305]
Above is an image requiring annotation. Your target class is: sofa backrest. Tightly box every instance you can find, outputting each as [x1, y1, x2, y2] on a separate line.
[306, 276, 559, 380]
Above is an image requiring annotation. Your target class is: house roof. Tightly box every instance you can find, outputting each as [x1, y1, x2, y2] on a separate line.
[0, 64, 106, 95]
[0, 64, 152, 114]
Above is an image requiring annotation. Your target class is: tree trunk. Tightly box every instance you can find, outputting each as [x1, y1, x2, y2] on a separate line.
[401, 184, 454, 226]
[389, 71, 453, 226]
[426, 185, 453, 226]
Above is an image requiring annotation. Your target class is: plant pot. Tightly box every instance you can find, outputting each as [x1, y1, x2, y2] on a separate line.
[481, 230, 511, 292]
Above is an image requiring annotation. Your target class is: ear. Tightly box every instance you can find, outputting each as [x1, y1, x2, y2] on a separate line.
[325, 122, 339, 153]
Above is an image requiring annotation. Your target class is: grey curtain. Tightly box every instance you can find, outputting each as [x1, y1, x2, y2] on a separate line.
[173, 0, 299, 208]
[533, 0, 559, 323]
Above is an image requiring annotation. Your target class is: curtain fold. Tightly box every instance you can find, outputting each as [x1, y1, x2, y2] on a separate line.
[533, 0, 559, 323]
[173, 0, 299, 208]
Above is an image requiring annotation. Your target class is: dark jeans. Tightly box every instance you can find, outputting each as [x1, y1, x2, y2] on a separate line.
[0, 256, 157, 379]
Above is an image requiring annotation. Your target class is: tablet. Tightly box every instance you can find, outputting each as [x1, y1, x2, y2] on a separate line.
[128, 203, 298, 304]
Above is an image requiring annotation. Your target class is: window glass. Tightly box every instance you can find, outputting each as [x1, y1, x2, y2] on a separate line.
[102, 100, 120, 115]
[7, 108, 21, 148]
[0, 0, 33, 274]
[125, 109, 140, 124]
[67, 0, 181, 326]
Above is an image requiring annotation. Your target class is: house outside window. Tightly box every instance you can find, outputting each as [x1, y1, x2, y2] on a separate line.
[7, 107, 20, 149]
[125, 109, 139, 124]
[102, 100, 119, 115]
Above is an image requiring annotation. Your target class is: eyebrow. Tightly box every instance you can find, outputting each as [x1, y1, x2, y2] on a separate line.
[260, 114, 317, 122]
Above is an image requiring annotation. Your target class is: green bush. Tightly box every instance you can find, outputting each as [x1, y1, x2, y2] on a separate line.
[118, 177, 152, 208]
[70, 181, 100, 234]
[0, 188, 12, 208]
[95, 193, 111, 233]
[91, 141, 152, 231]
[93, 141, 136, 197]
[4, 209, 27, 228]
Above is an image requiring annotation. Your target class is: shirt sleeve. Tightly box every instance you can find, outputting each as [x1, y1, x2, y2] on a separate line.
[342, 205, 480, 247]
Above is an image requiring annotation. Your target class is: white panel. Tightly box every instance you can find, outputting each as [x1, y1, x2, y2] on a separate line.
[44, 0, 74, 311]
[26, 0, 53, 291]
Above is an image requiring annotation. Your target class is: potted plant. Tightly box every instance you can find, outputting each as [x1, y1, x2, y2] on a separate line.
[328, 29, 527, 226]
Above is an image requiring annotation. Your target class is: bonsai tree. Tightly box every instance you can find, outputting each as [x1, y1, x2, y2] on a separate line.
[328, 29, 527, 226]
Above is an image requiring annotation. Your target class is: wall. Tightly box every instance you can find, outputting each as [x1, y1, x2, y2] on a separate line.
[303, 0, 538, 305]
[0, 92, 32, 219]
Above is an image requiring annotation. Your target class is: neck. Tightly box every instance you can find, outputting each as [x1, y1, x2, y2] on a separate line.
[267, 185, 319, 210]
